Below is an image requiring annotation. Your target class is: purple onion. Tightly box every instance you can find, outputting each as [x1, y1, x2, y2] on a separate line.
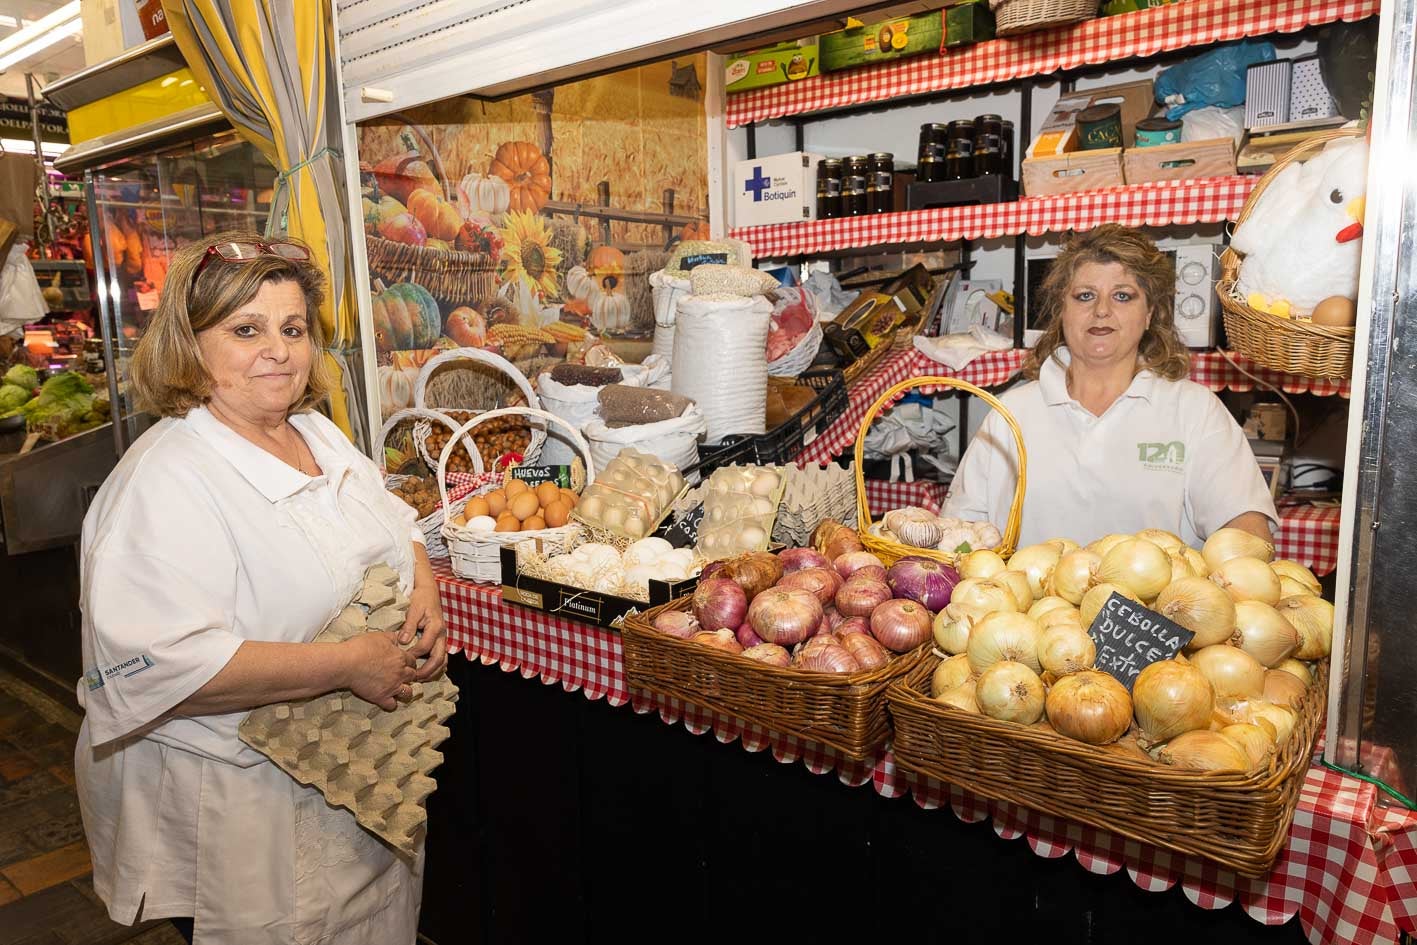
[886, 556, 960, 612]
[736, 621, 766, 649]
[653, 610, 699, 639]
[778, 547, 831, 574]
[693, 577, 747, 632]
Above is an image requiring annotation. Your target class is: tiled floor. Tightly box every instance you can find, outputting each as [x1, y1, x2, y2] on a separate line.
[0, 668, 185, 945]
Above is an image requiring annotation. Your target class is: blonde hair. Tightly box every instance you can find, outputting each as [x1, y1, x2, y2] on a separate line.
[1024, 224, 1190, 381]
[129, 231, 332, 417]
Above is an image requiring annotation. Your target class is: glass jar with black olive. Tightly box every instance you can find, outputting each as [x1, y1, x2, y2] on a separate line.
[945, 119, 975, 181]
[868, 152, 894, 213]
[816, 158, 844, 219]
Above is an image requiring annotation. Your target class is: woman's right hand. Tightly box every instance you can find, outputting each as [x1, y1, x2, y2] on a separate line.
[341, 633, 419, 711]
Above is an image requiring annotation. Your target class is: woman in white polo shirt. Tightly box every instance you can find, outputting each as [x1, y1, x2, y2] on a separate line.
[75, 233, 447, 945]
[946, 224, 1277, 548]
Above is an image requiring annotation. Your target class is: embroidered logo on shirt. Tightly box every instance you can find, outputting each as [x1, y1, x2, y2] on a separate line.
[1137, 441, 1186, 473]
[84, 654, 157, 690]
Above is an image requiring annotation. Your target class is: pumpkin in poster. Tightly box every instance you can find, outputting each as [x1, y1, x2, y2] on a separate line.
[488, 141, 552, 213]
[407, 189, 462, 241]
[457, 172, 512, 220]
[372, 282, 442, 351]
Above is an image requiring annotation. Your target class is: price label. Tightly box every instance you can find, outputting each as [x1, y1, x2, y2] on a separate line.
[1086, 592, 1195, 691]
[509, 465, 574, 488]
[660, 502, 704, 549]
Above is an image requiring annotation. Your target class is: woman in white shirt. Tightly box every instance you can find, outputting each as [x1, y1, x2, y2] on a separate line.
[76, 233, 447, 945]
[945, 225, 1278, 549]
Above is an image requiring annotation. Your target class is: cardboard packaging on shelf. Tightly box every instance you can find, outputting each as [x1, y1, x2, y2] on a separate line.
[725, 40, 820, 93]
[733, 151, 821, 227]
[820, 11, 945, 71]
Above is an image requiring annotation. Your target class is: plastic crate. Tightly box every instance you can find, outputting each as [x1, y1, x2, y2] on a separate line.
[685, 369, 847, 479]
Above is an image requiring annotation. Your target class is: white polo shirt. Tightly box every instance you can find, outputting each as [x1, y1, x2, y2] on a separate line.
[944, 349, 1278, 549]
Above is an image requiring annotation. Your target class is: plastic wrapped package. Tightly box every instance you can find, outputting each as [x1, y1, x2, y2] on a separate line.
[1155, 41, 1277, 119]
[671, 294, 772, 444]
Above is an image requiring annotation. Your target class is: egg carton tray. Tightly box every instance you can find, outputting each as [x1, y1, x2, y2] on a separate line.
[774, 463, 859, 547]
[238, 564, 458, 857]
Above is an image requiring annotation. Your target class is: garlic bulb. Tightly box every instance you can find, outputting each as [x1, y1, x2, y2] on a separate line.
[624, 537, 673, 569]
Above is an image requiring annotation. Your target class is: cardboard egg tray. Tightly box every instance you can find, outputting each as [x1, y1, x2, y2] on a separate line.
[773, 463, 858, 547]
[238, 564, 458, 857]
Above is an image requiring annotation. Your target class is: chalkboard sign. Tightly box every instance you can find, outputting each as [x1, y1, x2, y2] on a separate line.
[509, 465, 574, 488]
[1086, 592, 1195, 690]
[660, 502, 704, 549]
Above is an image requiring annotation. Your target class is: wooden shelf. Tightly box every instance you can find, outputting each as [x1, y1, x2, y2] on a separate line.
[725, 0, 1380, 128]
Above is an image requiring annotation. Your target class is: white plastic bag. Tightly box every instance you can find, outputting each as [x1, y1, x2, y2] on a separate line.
[583, 403, 708, 474]
[671, 294, 772, 445]
[537, 372, 614, 465]
[0, 243, 44, 338]
[650, 270, 692, 361]
[619, 354, 672, 391]
[1181, 106, 1246, 145]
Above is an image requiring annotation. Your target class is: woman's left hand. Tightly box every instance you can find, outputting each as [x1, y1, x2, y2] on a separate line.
[401, 579, 448, 682]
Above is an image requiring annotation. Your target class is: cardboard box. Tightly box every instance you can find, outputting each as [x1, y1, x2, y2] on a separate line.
[944, 3, 995, 47]
[733, 151, 820, 227]
[1022, 148, 1125, 196]
[725, 41, 820, 94]
[499, 546, 699, 631]
[1123, 137, 1236, 184]
[80, 0, 149, 67]
[820, 11, 945, 72]
[1027, 81, 1155, 157]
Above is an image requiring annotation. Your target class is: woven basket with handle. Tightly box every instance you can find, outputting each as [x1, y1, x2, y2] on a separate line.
[886, 655, 1327, 877]
[854, 376, 1026, 567]
[621, 597, 927, 760]
[377, 406, 490, 557]
[1218, 128, 1363, 379]
[412, 347, 547, 470]
[990, 0, 1097, 37]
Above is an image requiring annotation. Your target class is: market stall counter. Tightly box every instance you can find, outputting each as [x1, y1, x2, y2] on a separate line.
[425, 557, 1416, 945]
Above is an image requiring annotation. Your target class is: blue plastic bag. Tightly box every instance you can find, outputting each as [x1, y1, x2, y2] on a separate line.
[1155, 41, 1277, 119]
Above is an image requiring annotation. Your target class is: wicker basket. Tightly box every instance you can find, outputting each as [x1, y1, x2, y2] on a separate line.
[991, 0, 1098, 37]
[378, 406, 490, 556]
[365, 238, 497, 308]
[412, 347, 547, 470]
[437, 406, 596, 583]
[854, 376, 1026, 567]
[620, 598, 927, 760]
[1218, 129, 1362, 379]
[887, 654, 1327, 877]
[767, 321, 824, 378]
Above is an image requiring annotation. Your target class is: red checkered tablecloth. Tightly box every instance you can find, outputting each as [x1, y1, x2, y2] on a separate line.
[864, 478, 949, 516]
[1276, 503, 1342, 576]
[725, 0, 1379, 128]
[730, 177, 1257, 260]
[434, 558, 1417, 945]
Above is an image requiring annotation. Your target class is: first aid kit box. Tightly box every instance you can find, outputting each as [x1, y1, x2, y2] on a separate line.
[733, 152, 820, 228]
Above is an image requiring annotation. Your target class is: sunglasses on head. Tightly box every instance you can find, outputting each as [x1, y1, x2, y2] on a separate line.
[192, 239, 311, 280]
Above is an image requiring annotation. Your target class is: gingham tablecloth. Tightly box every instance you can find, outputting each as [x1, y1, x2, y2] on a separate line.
[863, 478, 950, 517]
[434, 558, 1416, 945]
[730, 177, 1257, 260]
[1276, 502, 1342, 576]
[725, 0, 1379, 127]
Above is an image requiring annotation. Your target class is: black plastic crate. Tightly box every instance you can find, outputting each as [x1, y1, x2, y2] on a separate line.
[685, 369, 847, 480]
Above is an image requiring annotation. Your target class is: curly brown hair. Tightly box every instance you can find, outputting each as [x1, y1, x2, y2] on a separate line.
[1023, 224, 1190, 381]
[129, 231, 333, 417]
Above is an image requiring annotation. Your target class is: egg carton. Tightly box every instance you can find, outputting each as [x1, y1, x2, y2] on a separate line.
[774, 464, 859, 546]
[238, 564, 458, 857]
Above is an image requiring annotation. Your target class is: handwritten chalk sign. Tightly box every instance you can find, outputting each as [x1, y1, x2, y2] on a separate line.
[660, 503, 704, 549]
[1086, 592, 1195, 690]
[509, 465, 574, 488]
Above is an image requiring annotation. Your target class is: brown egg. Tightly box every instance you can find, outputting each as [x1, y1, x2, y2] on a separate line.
[560, 488, 579, 509]
[1310, 295, 1357, 327]
[521, 515, 547, 532]
[494, 512, 521, 533]
[464, 495, 491, 519]
[506, 478, 530, 498]
[509, 490, 541, 522]
[484, 490, 507, 517]
[535, 481, 562, 507]
[449, 513, 467, 527]
[543, 499, 570, 528]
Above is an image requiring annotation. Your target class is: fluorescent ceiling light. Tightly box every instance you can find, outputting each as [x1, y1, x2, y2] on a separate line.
[0, 1, 80, 70]
[2, 137, 70, 157]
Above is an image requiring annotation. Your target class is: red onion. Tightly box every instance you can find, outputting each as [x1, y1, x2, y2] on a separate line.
[823, 604, 845, 630]
[840, 631, 891, 671]
[835, 616, 870, 638]
[742, 643, 791, 666]
[813, 610, 832, 639]
[748, 587, 824, 647]
[815, 521, 864, 562]
[778, 547, 831, 574]
[653, 610, 699, 639]
[700, 560, 727, 581]
[794, 639, 862, 673]
[691, 629, 743, 654]
[721, 552, 783, 602]
[693, 578, 747, 632]
[777, 567, 842, 607]
[835, 577, 893, 617]
[887, 556, 961, 612]
[736, 621, 765, 649]
[870, 599, 933, 653]
[835, 551, 886, 580]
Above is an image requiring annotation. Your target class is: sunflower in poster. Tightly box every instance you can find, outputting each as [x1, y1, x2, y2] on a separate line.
[498, 211, 563, 299]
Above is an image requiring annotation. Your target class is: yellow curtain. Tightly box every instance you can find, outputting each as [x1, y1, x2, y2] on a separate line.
[161, 0, 364, 446]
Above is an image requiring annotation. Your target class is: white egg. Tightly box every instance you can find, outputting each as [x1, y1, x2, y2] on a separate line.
[738, 523, 766, 548]
[466, 515, 498, 531]
[750, 497, 774, 517]
[749, 471, 781, 497]
[578, 495, 605, 522]
[603, 506, 627, 529]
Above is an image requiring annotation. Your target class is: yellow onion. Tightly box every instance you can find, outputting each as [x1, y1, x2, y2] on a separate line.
[1039, 607, 1083, 631]
[1080, 582, 1141, 627]
[1086, 533, 1131, 558]
[1037, 623, 1097, 676]
[1047, 550, 1101, 605]
[1190, 644, 1265, 699]
[1166, 549, 1199, 584]
[936, 682, 981, 713]
[1202, 527, 1275, 571]
[1156, 730, 1250, 772]
[967, 611, 1041, 674]
[1220, 723, 1276, 770]
[1135, 528, 1185, 552]
[1248, 699, 1297, 745]
[1209, 556, 1282, 606]
[1045, 537, 1081, 555]
[1279, 576, 1313, 599]
[931, 653, 975, 696]
[949, 578, 1020, 620]
[1132, 660, 1215, 746]
[1154, 577, 1237, 649]
[958, 549, 1007, 580]
[1096, 539, 1172, 602]
[994, 569, 1035, 611]
[1046, 671, 1132, 745]
[1271, 560, 1321, 596]
[1263, 668, 1308, 709]
[1275, 658, 1313, 686]
[1232, 601, 1299, 667]
[1028, 596, 1074, 621]
[932, 607, 972, 654]
[975, 660, 1046, 724]
[1276, 595, 1334, 660]
[1006, 543, 1062, 600]
[1183, 547, 1211, 578]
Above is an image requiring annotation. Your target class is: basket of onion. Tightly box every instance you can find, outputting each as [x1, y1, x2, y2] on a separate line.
[884, 526, 1332, 878]
[619, 542, 959, 759]
[853, 376, 1026, 568]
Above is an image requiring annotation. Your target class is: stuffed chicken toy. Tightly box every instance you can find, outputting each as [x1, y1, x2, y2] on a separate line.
[1231, 136, 1368, 318]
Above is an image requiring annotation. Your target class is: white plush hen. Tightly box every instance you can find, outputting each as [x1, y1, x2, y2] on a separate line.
[1232, 137, 1368, 317]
